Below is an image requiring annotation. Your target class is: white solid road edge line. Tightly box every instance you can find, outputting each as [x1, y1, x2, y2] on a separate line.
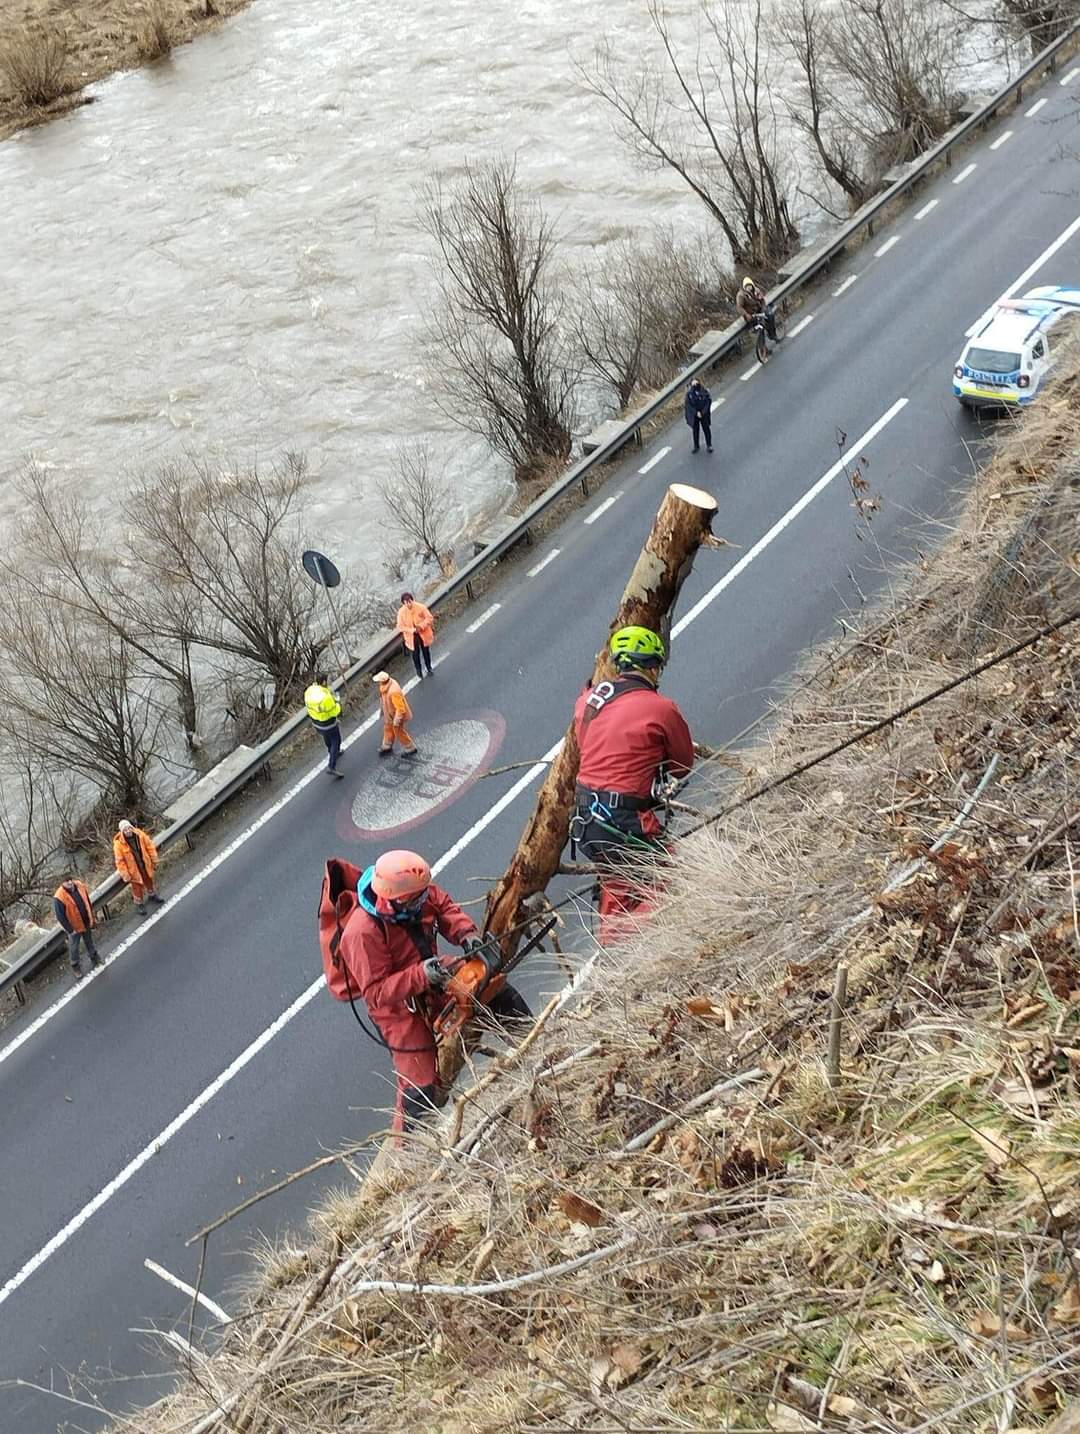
[465, 603, 501, 634]
[671, 397, 910, 639]
[527, 549, 561, 578]
[965, 210, 1080, 336]
[638, 446, 670, 474]
[144, 1258, 232, 1325]
[0, 403, 916, 1309]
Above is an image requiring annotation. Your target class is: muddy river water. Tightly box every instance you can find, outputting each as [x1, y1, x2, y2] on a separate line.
[1, 0, 720, 584]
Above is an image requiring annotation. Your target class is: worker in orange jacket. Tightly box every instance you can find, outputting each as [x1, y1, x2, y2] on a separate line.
[52, 878, 102, 980]
[113, 819, 165, 915]
[396, 592, 435, 680]
[373, 671, 418, 757]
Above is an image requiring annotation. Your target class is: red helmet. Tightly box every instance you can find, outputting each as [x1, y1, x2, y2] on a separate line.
[371, 850, 431, 902]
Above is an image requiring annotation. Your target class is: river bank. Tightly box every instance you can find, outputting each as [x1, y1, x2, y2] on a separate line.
[0, 0, 252, 142]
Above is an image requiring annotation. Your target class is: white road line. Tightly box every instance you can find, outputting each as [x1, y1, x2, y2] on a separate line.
[584, 490, 624, 524]
[953, 162, 977, 185]
[965, 210, 1080, 336]
[144, 1259, 232, 1324]
[465, 603, 500, 634]
[787, 314, 815, 338]
[671, 397, 909, 639]
[989, 130, 1014, 150]
[526, 549, 561, 578]
[739, 363, 762, 382]
[1026, 97, 1048, 116]
[710, 397, 725, 413]
[1061, 67, 1080, 86]
[914, 199, 938, 221]
[0, 731, 564, 1311]
[637, 446, 670, 474]
[833, 274, 858, 296]
[132, 1327, 198, 1359]
[875, 235, 900, 257]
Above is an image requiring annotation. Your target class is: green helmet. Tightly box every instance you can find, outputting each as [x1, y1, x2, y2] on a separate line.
[609, 625, 666, 671]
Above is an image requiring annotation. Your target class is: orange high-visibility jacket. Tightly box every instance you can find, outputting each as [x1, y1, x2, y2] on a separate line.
[396, 600, 435, 651]
[378, 678, 413, 726]
[53, 880, 95, 934]
[112, 827, 158, 887]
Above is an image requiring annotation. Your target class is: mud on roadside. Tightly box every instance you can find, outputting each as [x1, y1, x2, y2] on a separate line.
[0, 0, 252, 143]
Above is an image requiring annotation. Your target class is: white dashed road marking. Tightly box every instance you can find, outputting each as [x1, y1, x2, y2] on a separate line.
[989, 130, 1014, 150]
[710, 397, 725, 413]
[465, 603, 500, 633]
[1026, 97, 1048, 116]
[875, 235, 900, 257]
[739, 362, 762, 382]
[833, 274, 858, 296]
[584, 490, 624, 524]
[1061, 67, 1080, 86]
[144, 1259, 232, 1324]
[527, 549, 561, 578]
[914, 199, 938, 221]
[787, 314, 815, 338]
[638, 446, 670, 474]
[953, 162, 977, 185]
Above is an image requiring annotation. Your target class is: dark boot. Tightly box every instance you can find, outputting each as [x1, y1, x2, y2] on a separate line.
[72, 965, 85, 981]
[89, 948, 102, 969]
[148, 892, 165, 906]
[136, 902, 149, 915]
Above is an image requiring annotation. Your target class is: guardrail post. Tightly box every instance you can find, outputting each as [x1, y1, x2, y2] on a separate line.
[465, 579, 475, 601]
[633, 428, 643, 448]
[580, 474, 590, 497]
[524, 527, 534, 547]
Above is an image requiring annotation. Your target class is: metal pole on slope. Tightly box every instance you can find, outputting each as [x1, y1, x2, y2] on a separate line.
[301, 549, 351, 678]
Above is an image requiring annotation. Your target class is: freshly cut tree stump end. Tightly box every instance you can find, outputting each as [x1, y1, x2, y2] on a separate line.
[669, 483, 718, 512]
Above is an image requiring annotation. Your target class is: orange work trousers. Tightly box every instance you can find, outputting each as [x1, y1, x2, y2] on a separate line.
[380, 721, 416, 753]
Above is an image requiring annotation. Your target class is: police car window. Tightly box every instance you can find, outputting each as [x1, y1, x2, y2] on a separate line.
[966, 346, 1021, 374]
[1032, 339, 1046, 360]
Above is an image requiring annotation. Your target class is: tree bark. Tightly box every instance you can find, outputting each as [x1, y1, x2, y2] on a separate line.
[436, 482, 719, 1093]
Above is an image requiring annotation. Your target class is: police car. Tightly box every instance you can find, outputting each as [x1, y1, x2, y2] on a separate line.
[953, 286, 1080, 410]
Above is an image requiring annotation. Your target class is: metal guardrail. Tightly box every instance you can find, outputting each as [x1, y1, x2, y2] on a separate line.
[2, 20, 1076, 1006]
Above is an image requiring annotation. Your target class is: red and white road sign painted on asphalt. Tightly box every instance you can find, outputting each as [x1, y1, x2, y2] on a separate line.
[338, 711, 506, 843]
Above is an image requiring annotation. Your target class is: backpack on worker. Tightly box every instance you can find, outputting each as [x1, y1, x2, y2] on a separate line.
[318, 857, 365, 1002]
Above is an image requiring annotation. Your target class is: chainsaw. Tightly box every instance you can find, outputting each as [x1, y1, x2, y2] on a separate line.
[433, 915, 558, 1044]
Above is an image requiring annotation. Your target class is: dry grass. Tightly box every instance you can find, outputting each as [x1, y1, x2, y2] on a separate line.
[135, 2, 173, 61]
[112, 353, 1080, 1432]
[0, 26, 68, 109]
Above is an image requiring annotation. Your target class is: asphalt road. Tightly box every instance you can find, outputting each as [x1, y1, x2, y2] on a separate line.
[4, 65, 1080, 1433]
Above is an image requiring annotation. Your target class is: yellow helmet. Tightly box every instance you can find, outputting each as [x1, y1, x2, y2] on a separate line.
[609, 625, 666, 671]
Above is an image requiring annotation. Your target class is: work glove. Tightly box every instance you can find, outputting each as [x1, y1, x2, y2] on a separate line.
[423, 956, 452, 990]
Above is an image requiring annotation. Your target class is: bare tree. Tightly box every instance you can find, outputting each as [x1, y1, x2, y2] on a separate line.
[11, 462, 204, 749]
[997, 0, 1080, 54]
[376, 443, 454, 575]
[575, 230, 735, 408]
[127, 453, 351, 724]
[579, 0, 798, 268]
[422, 158, 574, 481]
[0, 576, 167, 817]
[0, 751, 66, 930]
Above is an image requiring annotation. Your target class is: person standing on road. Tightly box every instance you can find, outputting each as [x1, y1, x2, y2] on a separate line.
[396, 593, 435, 679]
[319, 849, 530, 1130]
[304, 674, 344, 778]
[373, 671, 418, 757]
[53, 878, 102, 980]
[112, 819, 164, 916]
[685, 378, 713, 454]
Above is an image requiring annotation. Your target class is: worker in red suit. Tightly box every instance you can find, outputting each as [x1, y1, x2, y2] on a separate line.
[572, 626, 694, 942]
[319, 851, 529, 1131]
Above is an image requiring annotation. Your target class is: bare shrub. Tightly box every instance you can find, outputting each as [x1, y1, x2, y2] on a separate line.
[575, 230, 735, 408]
[0, 27, 69, 109]
[783, 0, 964, 206]
[136, 2, 174, 61]
[580, 0, 798, 268]
[376, 443, 455, 575]
[422, 158, 574, 482]
[127, 452, 355, 729]
[12, 462, 203, 750]
[997, 0, 1080, 52]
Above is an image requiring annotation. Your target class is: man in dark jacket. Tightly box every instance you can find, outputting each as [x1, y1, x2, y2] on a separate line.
[684, 378, 713, 453]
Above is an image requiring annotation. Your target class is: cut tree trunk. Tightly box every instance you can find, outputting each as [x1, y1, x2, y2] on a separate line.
[436, 482, 720, 1093]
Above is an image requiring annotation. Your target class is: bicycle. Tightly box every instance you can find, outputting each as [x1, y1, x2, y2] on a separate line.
[753, 303, 787, 364]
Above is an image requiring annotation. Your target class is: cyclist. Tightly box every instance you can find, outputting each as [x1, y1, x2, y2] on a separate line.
[736, 276, 777, 342]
